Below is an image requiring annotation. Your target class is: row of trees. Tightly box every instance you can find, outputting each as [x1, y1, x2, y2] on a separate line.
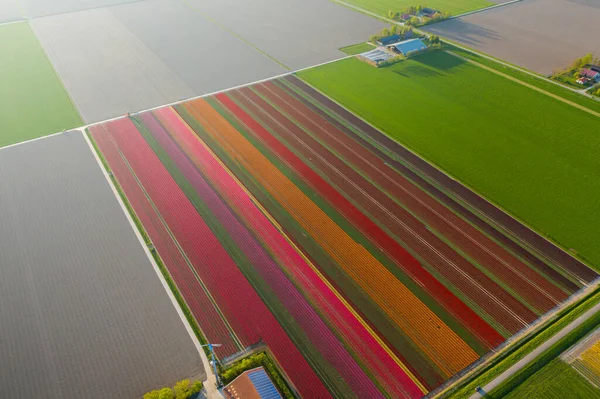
[387, 5, 450, 26]
[144, 379, 203, 399]
[369, 24, 413, 43]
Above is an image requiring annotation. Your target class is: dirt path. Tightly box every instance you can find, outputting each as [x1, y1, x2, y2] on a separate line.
[446, 51, 600, 118]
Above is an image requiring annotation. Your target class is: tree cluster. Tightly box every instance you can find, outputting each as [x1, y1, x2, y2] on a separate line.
[369, 25, 413, 43]
[144, 379, 203, 399]
[552, 53, 598, 79]
[387, 5, 450, 26]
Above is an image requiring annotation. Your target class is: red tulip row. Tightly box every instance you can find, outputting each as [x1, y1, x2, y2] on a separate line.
[89, 124, 238, 358]
[92, 118, 331, 399]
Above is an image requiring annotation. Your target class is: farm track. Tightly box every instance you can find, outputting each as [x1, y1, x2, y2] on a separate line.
[283, 76, 597, 285]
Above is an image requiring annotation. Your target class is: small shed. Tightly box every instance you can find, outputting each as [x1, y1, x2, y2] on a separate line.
[392, 39, 428, 56]
[376, 34, 401, 46]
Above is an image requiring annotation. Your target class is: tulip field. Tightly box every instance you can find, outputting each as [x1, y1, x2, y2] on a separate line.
[88, 75, 597, 398]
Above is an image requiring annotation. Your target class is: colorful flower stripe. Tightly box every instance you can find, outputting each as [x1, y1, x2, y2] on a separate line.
[261, 79, 569, 313]
[89, 125, 239, 357]
[137, 110, 380, 398]
[182, 98, 480, 380]
[153, 106, 426, 398]
[222, 87, 513, 344]
[99, 118, 332, 399]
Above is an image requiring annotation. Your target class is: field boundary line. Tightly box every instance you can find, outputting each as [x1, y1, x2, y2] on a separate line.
[450, 0, 522, 20]
[179, 0, 290, 70]
[81, 129, 217, 388]
[446, 51, 600, 118]
[0, 55, 351, 153]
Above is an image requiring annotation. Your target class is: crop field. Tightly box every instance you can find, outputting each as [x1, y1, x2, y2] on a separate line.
[423, 0, 600, 75]
[30, 0, 383, 123]
[336, 0, 498, 17]
[299, 50, 600, 270]
[0, 133, 203, 398]
[0, 22, 82, 148]
[89, 72, 596, 397]
[503, 360, 600, 399]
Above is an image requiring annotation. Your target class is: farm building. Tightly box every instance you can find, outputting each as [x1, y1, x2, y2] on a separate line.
[392, 39, 428, 56]
[576, 77, 591, 85]
[376, 34, 401, 46]
[590, 65, 600, 73]
[223, 367, 282, 399]
[580, 68, 600, 82]
[360, 48, 393, 64]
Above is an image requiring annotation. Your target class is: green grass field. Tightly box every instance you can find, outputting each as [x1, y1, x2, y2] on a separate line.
[298, 51, 600, 269]
[502, 360, 600, 399]
[0, 22, 82, 148]
[339, 42, 375, 55]
[338, 0, 494, 17]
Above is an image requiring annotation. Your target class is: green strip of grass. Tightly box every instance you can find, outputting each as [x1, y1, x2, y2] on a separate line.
[298, 51, 600, 269]
[336, 0, 494, 17]
[446, 45, 600, 114]
[502, 359, 599, 399]
[0, 22, 82, 148]
[490, 307, 600, 397]
[339, 42, 374, 55]
[444, 289, 600, 398]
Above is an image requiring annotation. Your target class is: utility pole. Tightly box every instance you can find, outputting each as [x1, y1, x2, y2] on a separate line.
[202, 343, 223, 388]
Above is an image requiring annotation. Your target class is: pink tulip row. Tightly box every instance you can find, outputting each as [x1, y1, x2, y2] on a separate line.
[90, 125, 239, 357]
[154, 107, 424, 399]
[93, 118, 331, 399]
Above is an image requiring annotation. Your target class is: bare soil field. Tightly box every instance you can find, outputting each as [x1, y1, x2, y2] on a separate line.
[424, 0, 600, 75]
[29, 0, 382, 124]
[183, 0, 385, 69]
[0, 132, 204, 398]
[0, 0, 23, 23]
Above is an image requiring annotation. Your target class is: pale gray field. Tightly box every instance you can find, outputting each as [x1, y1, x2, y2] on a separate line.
[29, 0, 383, 124]
[184, 0, 386, 69]
[424, 0, 600, 75]
[31, 7, 196, 123]
[110, 0, 286, 95]
[20, 0, 139, 18]
[0, 132, 204, 398]
[0, 0, 22, 23]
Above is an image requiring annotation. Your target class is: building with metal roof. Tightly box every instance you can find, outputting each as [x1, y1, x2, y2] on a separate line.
[223, 367, 282, 399]
[392, 38, 428, 56]
[360, 48, 393, 63]
[376, 34, 401, 46]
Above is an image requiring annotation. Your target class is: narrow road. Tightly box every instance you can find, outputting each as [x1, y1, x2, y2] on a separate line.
[446, 51, 600, 118]
[469, 302, 600, 398]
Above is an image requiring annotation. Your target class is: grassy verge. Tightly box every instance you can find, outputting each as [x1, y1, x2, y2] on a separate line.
[87, 130, 211, 358]
[443, 288, 600, 398]
[339, 42, 374, 55]
[502, 359, 599, 399]
[334, 0, 495, 18]
[0, 22, 82, 148]
[446, 45, 600, 114]
[490, 307, 600, 397]
[220, 351, 297, 398]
